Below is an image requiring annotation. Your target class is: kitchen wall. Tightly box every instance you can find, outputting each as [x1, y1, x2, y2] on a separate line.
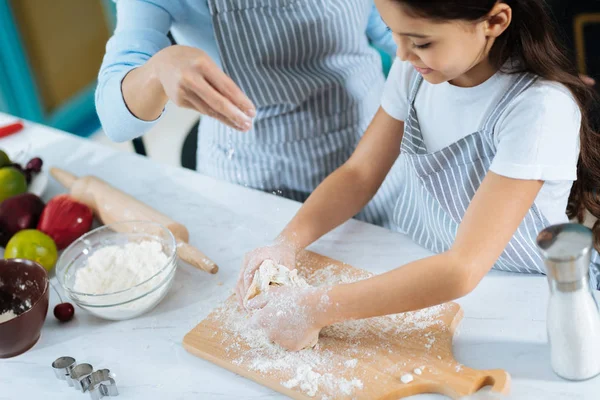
[0, 0, 115, 136]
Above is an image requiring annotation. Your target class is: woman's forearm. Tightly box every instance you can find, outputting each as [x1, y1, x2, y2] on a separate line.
[319, 252, 474, 326]
[121, 57, 168, 121]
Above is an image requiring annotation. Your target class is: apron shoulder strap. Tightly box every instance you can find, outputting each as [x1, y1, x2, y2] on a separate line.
[408, 70, 424, 105]
[482, 72, 538, 133]
[591, 250, 600, 291]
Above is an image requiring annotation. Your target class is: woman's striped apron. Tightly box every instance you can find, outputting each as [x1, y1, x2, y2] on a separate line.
[199, 0, 397, 225]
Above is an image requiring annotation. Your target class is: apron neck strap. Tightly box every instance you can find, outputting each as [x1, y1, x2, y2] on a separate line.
[482, 72, 538, 133]
[408, 71, 424, 106]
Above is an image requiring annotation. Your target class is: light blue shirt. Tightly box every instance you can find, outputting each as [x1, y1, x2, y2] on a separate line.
[96, 0, 397, 143]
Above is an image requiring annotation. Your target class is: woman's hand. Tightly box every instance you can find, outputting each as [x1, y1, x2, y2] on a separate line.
[148, 45, 256, 130]
[246, 286, 330, 351]
[235, 240, 299, 306]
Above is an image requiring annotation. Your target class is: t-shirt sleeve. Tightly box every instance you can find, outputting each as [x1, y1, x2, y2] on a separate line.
[381, 58, 414, 122]
[489, 81, 581, 181]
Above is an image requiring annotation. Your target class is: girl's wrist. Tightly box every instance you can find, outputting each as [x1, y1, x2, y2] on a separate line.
[319, 281, 376, 327]
[308, 287, 333, 329]
[274, 233, 302, 255]
[310, 285, 348, 329]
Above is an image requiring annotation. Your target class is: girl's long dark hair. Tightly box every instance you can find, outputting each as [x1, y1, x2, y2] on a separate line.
[397, 0, 600, 250]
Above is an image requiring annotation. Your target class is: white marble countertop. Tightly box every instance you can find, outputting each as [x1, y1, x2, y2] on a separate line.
[0, 113, 597, 400]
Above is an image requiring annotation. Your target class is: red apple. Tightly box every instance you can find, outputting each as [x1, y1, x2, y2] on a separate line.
[37, 195, 93, 250]
[0, 193, 45, 247]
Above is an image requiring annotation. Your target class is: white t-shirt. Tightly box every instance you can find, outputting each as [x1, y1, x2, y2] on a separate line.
[381, 59, 581, 225]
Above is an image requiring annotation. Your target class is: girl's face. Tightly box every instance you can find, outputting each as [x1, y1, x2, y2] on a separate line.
[375, 1, 511, 87]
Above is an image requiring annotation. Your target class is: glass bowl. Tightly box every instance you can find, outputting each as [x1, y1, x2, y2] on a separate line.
[56, 221, 177, 321]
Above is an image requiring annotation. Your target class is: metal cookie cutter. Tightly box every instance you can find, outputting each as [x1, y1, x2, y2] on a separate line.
[88, 369, 119, 399]
[69, 363, 94, 392]
[51, 356, 77, 386]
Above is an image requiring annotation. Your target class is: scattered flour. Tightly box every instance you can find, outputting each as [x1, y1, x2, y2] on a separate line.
[282, 365, 363, 397]
[283, 365, 322, 396]
[212, 264, 451, 398]
[424, 334, 436, 350]
[0, 310, 17, 323]
[401, 373, 414, 384]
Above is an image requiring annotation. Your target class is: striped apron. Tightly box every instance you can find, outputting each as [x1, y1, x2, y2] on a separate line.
[393, 71, 600, 289]
[199, 0, 396, 225]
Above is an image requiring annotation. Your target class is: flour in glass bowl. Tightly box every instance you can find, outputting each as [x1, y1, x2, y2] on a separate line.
[72, 240, 174, 320]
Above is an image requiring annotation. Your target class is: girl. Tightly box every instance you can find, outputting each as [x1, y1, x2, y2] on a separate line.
[236, 0, 600, 351]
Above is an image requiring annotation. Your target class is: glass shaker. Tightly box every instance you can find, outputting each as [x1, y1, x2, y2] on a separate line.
[536, 223, 600, 381]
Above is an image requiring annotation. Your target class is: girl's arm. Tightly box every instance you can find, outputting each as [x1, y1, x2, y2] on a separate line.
[237, 108, 404, 299]
[318, 172, 544, 326]
[247, 172, 544, 350]
[279, 108, 404, 249]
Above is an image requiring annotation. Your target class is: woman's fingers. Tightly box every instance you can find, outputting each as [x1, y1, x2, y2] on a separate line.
[187, 77, 253, 131]
[202, 62, 256, 117]
[155, 46, 256, 128]
[182, 90, 240, 130]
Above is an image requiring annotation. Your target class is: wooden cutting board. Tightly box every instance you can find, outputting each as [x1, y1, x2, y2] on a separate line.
[183, 251, 510, 399]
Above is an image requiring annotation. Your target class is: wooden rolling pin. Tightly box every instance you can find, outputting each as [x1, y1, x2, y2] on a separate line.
[50, 167, 218, 274]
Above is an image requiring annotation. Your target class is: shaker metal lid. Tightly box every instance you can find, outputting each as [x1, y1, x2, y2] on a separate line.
[537, 223, 593, 283]
[536, 223, 593, 261]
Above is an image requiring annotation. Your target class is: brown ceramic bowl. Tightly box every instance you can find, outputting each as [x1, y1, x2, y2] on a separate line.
[0, 258, 49, 358]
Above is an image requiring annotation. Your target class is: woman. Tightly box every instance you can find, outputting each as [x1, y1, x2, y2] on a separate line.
[95, 0, 397, 225]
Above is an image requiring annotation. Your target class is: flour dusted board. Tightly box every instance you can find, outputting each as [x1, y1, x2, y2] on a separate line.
[183, 251, 510, 399]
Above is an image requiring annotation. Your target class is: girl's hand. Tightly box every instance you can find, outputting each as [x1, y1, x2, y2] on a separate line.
[246, 286, 330, 351]
[151, 45, 256, 130]
[235, 240, 298, 306]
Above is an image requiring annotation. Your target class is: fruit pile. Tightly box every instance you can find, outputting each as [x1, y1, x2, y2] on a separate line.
[0, 149, 43, 202]
[1, 149, 94, 322]
[1, 194, 95, 267]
